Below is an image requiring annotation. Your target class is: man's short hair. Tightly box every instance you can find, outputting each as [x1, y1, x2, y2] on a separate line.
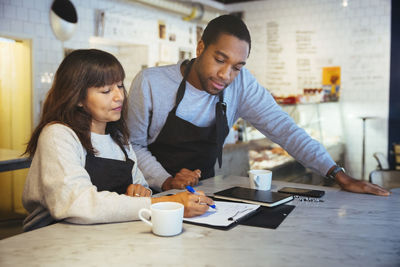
[201, 14, 251, 54]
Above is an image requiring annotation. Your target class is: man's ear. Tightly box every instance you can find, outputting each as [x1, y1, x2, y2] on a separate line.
[196, 40, 205, 57]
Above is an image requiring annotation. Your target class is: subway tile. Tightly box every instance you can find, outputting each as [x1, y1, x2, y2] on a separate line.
[22, 0, 35, 9]
[10, 20, 23, 33]
[12, 0, 23, 7]
[52, 41, 62, 52]
[35, 49, 45, 64]
[3, 4, 17, 19]
[16, 6, 28, 21]
[23, 21, 35, 34]
[34, 24, 44, 38]
[0, 18, 10, 32]
[40, 10, 49, 24]
[28, 9, 40, 22]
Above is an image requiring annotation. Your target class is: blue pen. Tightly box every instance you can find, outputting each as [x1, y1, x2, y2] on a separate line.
[186, 185, 216, 209]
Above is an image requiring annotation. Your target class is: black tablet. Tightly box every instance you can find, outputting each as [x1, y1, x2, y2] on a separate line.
[214, 186, 293, 207]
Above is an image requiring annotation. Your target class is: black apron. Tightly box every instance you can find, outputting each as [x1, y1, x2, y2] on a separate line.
[85, 144, 134, 194]
[148, 59, 229, 179]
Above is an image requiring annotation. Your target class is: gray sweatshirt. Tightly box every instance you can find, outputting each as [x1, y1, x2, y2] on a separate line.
[128, 60, 335, 191]
[22, 123, 151, 231]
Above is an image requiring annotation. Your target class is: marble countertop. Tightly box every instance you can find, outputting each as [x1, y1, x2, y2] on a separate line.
[0, 176, 399, 266]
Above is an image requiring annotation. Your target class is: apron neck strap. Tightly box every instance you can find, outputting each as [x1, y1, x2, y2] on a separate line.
[175, 58, 195, 106]
[218, 91, 226, 112]
[176, 58, 226, 110]
[116, 141, 130, 161]
[86, 141, 130, 162]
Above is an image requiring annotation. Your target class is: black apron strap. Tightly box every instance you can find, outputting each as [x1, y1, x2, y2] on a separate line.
[216, 92, 228, 168]
[115, 142, 130, 162]
[175, 59, 195, 107]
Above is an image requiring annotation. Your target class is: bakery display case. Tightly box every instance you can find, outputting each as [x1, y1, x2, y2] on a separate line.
[248, 101, 343, 161]
[218, 102, 344, 186]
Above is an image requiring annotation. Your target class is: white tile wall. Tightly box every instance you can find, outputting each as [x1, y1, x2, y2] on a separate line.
[0, 0, 202, 126]
[227, 0, 391, 180]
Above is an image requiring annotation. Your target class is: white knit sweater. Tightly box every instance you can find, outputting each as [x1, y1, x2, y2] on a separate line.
[22, 123, 151, 231]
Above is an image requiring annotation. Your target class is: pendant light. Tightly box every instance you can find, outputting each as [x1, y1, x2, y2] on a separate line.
[49, 0, 78, 42]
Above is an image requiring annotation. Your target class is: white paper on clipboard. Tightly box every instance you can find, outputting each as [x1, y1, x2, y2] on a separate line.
[183, 201, 260, 227]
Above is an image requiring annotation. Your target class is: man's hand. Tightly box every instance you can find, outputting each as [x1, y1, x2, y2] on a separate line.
[336, 172, 390, 196]
[125, 184, 152, 197]
[161, 168, 201, 191]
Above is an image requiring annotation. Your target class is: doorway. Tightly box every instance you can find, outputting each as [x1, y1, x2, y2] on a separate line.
[0, 36, 32, 216]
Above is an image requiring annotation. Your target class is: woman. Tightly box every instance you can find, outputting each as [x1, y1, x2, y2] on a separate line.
[22, 49, 213, 231]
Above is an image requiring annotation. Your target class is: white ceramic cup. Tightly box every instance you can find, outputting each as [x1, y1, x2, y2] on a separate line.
[138, 202, 184, 237]
[248, 169, 272, 190]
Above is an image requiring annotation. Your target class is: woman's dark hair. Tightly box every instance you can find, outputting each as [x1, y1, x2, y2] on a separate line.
[201, 14, 251, 54]
[25, 49, 129, 157]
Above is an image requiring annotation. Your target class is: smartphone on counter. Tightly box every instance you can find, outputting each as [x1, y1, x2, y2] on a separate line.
[278, 187, 325, 198]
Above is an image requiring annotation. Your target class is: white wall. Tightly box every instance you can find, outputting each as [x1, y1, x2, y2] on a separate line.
[0, 0, 203, 126]
[226, 0, 391, 180]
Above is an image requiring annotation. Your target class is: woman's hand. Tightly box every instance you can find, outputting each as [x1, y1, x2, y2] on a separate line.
[125, 184, 152, 197]
[151, 190, 214, 218]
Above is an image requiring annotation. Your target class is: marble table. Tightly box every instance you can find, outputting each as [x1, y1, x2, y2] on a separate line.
[0, 175, 399, 267]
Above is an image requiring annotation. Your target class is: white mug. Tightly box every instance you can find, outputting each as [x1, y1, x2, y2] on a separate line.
[248, 169, 272, 190]
[138, 202, 184, 237]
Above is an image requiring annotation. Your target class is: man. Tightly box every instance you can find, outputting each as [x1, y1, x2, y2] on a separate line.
[128, 15, 389, 196]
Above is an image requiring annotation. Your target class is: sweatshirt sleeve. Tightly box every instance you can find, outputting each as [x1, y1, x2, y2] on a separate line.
[23, 124, 151, 225]
[126, 144, 150, 191]
[128, 71, 172, 192]
[237, 71, 335, 176]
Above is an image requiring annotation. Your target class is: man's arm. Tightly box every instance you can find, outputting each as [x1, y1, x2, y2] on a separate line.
[236, 70, 390, 196]
[128, 71, 172, 191]
[237, 75, 335, 177]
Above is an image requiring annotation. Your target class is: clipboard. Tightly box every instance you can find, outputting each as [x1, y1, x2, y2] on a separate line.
[183, 200, 296, 230]
[183, 201, 260, 230]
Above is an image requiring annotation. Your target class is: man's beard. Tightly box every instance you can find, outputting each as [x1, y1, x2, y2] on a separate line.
[195, 63, 227, 95]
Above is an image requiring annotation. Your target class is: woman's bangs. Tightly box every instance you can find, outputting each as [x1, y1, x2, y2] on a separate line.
[91, 62, 125, 88]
